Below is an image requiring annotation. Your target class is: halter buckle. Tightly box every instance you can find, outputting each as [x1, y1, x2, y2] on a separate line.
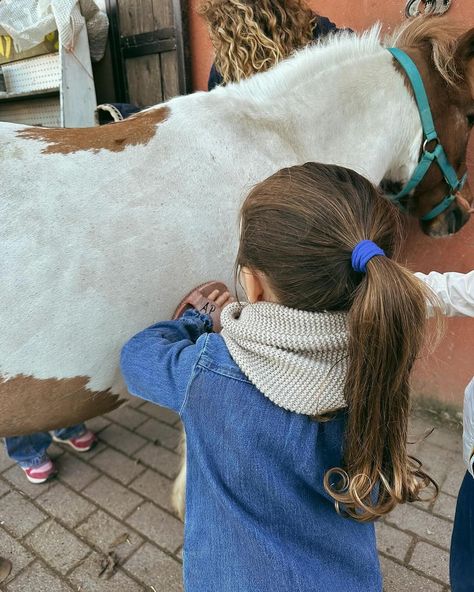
[422, 137, 439, 154]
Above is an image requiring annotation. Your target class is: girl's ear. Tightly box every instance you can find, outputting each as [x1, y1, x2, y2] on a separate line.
[240, 267, 265, 303]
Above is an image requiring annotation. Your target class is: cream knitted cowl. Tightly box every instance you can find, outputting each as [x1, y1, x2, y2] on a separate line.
[220, 301, 350, 416]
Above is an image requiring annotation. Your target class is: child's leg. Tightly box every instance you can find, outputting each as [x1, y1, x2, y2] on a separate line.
[52, 423, 96, 452]
[4, 432, 52, 468]
[53, 423, 87, 440]
[450, 471, 474, 592]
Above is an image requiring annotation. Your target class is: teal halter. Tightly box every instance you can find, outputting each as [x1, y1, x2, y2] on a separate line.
[386, 47, 467, 222]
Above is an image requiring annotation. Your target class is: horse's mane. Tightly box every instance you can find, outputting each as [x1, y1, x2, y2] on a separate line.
[388, 16, 466, 85]
[218, 16, 466, 104]
[221, 27, 384, 103]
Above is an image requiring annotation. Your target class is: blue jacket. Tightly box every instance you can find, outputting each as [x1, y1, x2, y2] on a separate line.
[208, 15, 346, 90]
[120, 310, 381, 591]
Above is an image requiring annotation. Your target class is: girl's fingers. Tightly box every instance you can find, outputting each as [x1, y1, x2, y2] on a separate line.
[205, 289, 235, 308]
[224, 295, 236, 306]
[207, 289, 220, 302]
[215, 291, 231, 306]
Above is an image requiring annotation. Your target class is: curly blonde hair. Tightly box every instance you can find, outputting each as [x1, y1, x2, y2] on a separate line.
[198, 0, 317, 84]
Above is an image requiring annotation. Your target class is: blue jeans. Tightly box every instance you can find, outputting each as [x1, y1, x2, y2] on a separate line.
[450, 471, 474, 591]
[4, 424, 86, 468]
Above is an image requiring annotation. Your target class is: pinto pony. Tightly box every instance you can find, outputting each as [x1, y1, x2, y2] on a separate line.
[0, 19, 473, 448]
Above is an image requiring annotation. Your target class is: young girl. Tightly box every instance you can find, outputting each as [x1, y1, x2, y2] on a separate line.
[120, 162, 436, 591]
[4, 424, 96, 483]
[199, 0, 345, 90]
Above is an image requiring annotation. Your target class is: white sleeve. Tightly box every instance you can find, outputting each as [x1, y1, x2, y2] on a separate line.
[464, 378, 474, 477]
[415, 270, 474, 317]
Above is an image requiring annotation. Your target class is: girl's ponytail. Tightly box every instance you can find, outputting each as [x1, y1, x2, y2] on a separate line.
[324, 255, 438, 520]
[237, 161, 440, 521]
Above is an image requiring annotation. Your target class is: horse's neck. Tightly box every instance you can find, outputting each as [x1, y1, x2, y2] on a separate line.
[217, 43, 422, 186]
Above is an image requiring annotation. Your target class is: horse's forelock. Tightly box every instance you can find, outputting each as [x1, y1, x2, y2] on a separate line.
[387, 16, 466, 86]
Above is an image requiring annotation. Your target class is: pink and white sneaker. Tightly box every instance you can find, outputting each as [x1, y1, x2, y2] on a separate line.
[22, 458, 57, 484]
[52, 430, 97, 452]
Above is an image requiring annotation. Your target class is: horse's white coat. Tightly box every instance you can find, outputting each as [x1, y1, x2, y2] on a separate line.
[0, 29, 422, 393]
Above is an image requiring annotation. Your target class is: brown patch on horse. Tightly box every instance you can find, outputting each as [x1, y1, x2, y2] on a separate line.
[391, 16, 465, 85]
[391, 18, 474, 228]
[465, 59, 474, 100]
[16, 106, 170, 155]
[401, 46, 472, 221]
[0, 374, 123, 437]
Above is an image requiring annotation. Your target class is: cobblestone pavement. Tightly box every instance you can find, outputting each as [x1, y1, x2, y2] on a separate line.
[0, 401, 464, 591]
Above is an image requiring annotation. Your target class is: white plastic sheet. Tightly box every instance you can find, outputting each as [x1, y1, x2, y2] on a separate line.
[0, 0, 108, 61]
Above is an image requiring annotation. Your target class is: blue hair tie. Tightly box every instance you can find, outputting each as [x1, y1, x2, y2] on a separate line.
[351, 240, 385, 273]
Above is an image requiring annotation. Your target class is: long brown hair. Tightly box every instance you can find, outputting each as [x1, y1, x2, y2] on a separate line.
[198, 0, 316, 84]
[237, 162, 438, 521]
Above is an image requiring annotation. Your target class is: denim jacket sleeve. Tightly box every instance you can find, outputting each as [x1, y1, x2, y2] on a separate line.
[120, 309, 212, 413]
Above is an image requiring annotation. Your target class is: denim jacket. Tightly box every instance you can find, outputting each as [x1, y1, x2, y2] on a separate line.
[121, 310, 381, 591]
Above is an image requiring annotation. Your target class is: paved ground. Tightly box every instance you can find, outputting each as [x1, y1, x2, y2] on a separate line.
[0, 401, 464, 591]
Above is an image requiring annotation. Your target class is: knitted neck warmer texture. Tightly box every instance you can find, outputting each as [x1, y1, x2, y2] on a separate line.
[220, 301, 349, 416]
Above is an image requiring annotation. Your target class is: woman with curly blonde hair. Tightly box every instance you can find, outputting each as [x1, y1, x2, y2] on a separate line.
[199, 0, 345, 90]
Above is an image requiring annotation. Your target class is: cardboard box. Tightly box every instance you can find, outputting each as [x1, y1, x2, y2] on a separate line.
[0, 31, 58, 65]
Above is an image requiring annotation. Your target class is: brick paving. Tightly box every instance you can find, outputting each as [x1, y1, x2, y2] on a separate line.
[0, 403, 464, 591]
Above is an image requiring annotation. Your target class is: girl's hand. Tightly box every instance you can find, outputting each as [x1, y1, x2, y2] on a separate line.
[173, 282, 234, 333]
[204, 289, 235, 332]
[207, 289, 235, 309]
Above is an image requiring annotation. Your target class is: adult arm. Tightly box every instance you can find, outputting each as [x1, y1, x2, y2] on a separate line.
[415, 270, 474, 317]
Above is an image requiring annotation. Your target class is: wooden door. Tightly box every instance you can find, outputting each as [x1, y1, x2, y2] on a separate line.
[107, 0, 187, 106]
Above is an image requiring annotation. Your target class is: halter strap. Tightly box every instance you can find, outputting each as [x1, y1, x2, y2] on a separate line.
[386, 48, 467, 221]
